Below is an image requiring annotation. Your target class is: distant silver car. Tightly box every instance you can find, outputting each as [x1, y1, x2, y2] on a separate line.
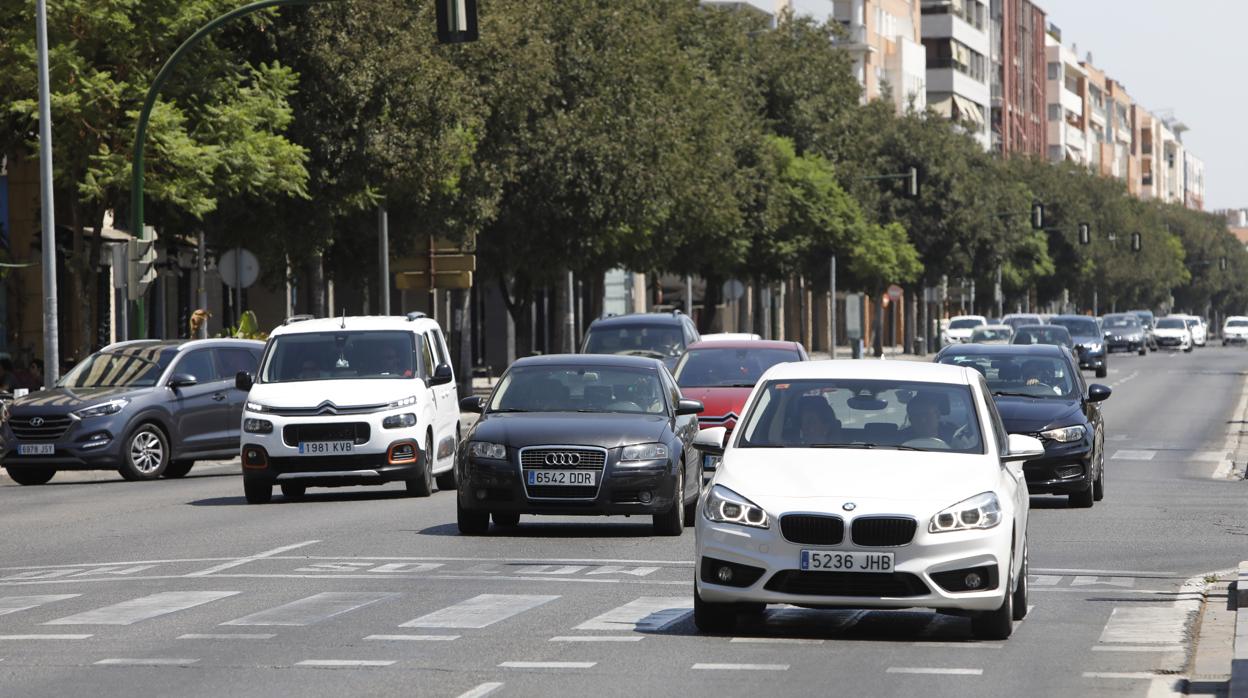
[970, 325, 1014, 345]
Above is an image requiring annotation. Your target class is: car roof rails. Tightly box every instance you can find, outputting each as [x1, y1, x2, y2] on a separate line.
[599, 312, 618, 320]
[283, 314, 315, 325]
[671, 309, 684, 316]
[406, 311, 428, 322]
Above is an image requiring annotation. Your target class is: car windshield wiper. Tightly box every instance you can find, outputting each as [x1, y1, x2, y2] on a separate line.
[809, 443, 923, 451]
[489, 408, 529, 413]
[992, 391, 1038, 398]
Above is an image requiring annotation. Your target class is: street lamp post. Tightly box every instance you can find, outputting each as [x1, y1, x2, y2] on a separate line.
[35, 0, 60, 387]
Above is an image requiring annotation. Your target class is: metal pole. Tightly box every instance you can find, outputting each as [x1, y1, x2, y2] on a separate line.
[378, 206, 390, 315]
[235, 246, 243, 326]
[565, 270, 575, 354]
[685, 275, 693, 315]
[830, 255, 837, 359]
[197, 232, 208, 337]
[35, 0, 59, 387]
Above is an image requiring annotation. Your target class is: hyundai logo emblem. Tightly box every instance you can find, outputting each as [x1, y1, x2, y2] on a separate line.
[842, 502, 856, 512]
[544, 452, 581, 466]
[29, 417, 44, 427]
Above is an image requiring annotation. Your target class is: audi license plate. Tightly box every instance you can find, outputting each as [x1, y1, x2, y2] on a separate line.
[17, 444, 54, 456]
[800, 550, 894, 573]
[527, 470, 596, 487]
[298, 440, 354, 455]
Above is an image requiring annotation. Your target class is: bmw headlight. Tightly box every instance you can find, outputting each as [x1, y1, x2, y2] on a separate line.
[620, 443, 668, 461]
[74, 399, 128, 419]
[1040, 425, 1085, 443]
[469, 441, 507, 460]
[702, 485, 769, 529]
[387, 395, 417, 409]
[929, 492, 1001, 533]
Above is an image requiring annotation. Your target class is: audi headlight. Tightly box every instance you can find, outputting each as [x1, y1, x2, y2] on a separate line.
[469, 441, 506, 460]
[245, 401, 271, 413]
[74, 399, 128, 419]
[387, 395, 417, 409]
[243, 418, 273, 434]
[1040, 425, 1085, 443]
[702, 485, 769, 529]
[929, 492, 1001, 533]
[620, 443, 667, 462]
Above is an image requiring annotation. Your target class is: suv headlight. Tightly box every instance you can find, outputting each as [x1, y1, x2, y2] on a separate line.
[469, 441, 506, 460]
[387, 395, 417, 409]
[702, 485, 769, 529]
[1040, 425, 1085, 443]
[929, 492, 1001, 533]
[74, 399, 128, 419]
[620, 443, 667, 461]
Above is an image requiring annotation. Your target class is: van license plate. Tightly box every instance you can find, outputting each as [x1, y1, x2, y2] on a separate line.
[527, 470, 596, 486]
[298, 441, 354, 455]
[800, 550, 894, 573]
[17, 444, 54, 456]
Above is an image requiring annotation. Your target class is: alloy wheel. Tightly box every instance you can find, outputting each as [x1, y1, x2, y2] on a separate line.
[130, 430, 165, 474]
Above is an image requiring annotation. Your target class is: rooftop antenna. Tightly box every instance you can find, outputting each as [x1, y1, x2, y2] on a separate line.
[340, 308, 346, 329]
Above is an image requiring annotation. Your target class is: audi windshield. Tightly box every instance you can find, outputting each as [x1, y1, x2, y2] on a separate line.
[488, 365, 666, 415]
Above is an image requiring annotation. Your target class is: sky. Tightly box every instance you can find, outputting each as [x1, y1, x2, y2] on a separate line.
[786, 0, 1247, 212]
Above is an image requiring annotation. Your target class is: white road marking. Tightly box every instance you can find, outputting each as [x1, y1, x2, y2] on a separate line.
[1098, 607, 1192, 645]
[1191, 451, 1227, 462]
[886, 667, 982, 676]
[1091, 645, 1185, 653]
[916, 642, 1002, 649]
[730, 637, 824, 645]
[692, 663, 789, 671]
[223, 592, 398, 626]
[499, 661, 597, 669]
[185, 540, 321, 577]
[402, 594, 558, 629]
[456, 683, 504, 698]
[178, 633, 275, 640]
[296, 660, 395, 668]
[1072, 576, 1136, 588]
[1112, 449, 1156, 460]
[1031, 567, 1177, 577]
[549, 635, 643, 642]
[0, 634, 92, 640]
[1028, 575, 1062, 586]
[366, 634, 460, 642]
[1082, 672, 1158, 680]
[0, 594, 79, 616]
[575, 596, 691, 632]
[45, 591, 239, 625]
[95, 658, 199, 666]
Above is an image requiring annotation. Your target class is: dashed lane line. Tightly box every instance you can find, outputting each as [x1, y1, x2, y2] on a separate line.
[295, 660, 395, 668]
[457, 683, 504, 698]
[0, 634, 92, 640]
[549, 636, 643, 642]
[178, 633, 275, 640]
[366, 634, 459, 642]
[692, 663, 790, 671]
[886, 667, 982, 676]
[95, 658, 199, 667]
[499, 661, 597, 669]
[184, 541, 321, 577]
[729, 637, 824, 645]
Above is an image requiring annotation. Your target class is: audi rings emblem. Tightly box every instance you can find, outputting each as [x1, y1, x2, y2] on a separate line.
[544, 452, 582, 466]
[29, 417, 45, 427]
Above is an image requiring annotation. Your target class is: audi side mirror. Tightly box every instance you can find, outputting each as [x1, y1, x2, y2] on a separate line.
[676, 399, 704, 416]
[459, 396, 484, 413]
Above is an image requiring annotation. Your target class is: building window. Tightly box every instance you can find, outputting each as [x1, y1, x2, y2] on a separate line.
[1048, 104, 1061, 121]
[922, 38, 987, 83]
[1047, 62, 1059, 80]
[1048, 145, 1063, 162]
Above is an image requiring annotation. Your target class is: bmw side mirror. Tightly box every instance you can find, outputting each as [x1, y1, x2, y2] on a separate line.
[1003, 433, 1044, 462]
[168, 373, 198, 389]
[1087, 384, 1112, 402]
[676, 399, 704, 416]
[235, 371, 254, 392]
[693, 426, 728, 455]
[459, 396, 484, 413]
[430, 363, 454, 386]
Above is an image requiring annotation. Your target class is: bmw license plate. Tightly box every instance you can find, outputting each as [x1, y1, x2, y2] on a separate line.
[17, 444, 54, 456]
[527, 470, 596, 486]
[298, 440, 354, 455]
[800, 550, 894, 573]
[702, 453, 721, 471]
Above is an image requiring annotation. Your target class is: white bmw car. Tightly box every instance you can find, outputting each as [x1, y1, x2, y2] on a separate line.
[692, 360, 1043, 640]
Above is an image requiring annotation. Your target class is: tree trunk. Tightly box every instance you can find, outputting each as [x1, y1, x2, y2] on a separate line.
[700, 273, 722, 334]
[497, 272, 533, 359]
[306, 253, 326, 318]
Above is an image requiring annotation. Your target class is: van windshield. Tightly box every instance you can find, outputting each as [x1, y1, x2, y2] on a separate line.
[260, 331, 417, 383]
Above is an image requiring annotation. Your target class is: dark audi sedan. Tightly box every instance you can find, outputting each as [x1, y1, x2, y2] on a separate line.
[456, 354, 703, 535]
[1049, 315, 1108, 378]
[936, 343, 1110, 508]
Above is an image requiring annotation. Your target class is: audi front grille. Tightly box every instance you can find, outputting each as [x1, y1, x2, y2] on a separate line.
[519, 446, 608, 500]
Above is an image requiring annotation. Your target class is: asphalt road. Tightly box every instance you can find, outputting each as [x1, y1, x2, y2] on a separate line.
[1, 347, 1246, 697]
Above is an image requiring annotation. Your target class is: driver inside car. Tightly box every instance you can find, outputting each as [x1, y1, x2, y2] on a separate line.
[1021, 360, 1061, 394]
[902, 393, 944, 444]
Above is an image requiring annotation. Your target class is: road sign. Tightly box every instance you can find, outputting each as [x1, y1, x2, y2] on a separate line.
[722, 279, 745, 302]
[219, 248, 260, 289]
[391, 255, 477, 273]
[396, 270, 473, 291]
[887, 284, 903, 302]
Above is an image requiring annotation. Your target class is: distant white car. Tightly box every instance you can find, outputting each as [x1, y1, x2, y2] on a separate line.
[1154, 317, 1193, 352]
[1174, 315, 1207, 347]
[1224, 316, 1248, 346]
[692, 360, 1041, 640]
[942, 315, 988, 345]
[699, 333, 763, 342]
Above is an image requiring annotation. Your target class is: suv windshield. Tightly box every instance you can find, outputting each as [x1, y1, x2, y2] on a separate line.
[60, 346, 176, 389]
[949, 318, 983, 329]
[1157, 318, 1186, 329]
[260, 331, 416, 383]
[1103, 316, 1139, 329]
[736, 379, 984, 453]
[583, 324, 683, 359]
[674, 347, 799, 388]
[1050, 318, 1099, 336]
[489, 365, 665, 414]
[940, 353, 1077, 399]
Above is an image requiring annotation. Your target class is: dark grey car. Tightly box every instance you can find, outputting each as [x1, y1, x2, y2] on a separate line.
[1, 339, 264, 485]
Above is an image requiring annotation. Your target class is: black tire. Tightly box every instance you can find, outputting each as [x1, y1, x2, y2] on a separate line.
[457, 499, 490, 535]
[118, 424, 169, 481]
[437, 428, 460, 490]
[280, 483, 306, 500]
[1138, 346, 1147, 356]
[1012, 545, 1029, 621]
[406, 435, 434, 497]
[653, 467, 685, 536]
[163, 460, 194, 479]
[693, 586, 737, 634]
[244, 479, 272, 504]
[1184, 345, 1193, 353]
[1095, 365, 1108, 379]
[492, 511, 520, 527]
[971, 572, 1014, 640]
[1069, 484, 1094, 508]
[1092, 453, 1105, 502]
[5, 466, 55, 486]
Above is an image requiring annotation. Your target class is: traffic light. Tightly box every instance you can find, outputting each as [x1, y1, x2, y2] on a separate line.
[1031, 202, 1044, 230]
[436, 0, 478, 44]
[1078, 222, 1091, 245]
[128, 238, 157, 300]
[1130, 232, 1142, 253]
[907, 167, 919, 198]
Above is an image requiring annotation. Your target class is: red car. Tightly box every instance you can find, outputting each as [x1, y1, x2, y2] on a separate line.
[672, 339, 808, 472]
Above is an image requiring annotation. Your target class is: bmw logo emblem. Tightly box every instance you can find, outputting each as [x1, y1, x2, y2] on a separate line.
[842, 502, 856, 512]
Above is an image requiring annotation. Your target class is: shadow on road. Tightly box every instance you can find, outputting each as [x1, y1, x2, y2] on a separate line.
[419, 520, 662, 538]
[649, 608, 984, 644]
[189, 489, 418, 506]
[1029, 495, 1073, 509]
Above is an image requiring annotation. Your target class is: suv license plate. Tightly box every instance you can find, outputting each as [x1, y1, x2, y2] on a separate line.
[17, 444, 54, 456]
[527, 470, 596, 486]
[800, 550, 894, 573]
[298, 441, 354, 455]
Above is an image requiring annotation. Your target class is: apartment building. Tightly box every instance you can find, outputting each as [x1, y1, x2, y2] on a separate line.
[920, 0, 992, 148]
[1044, 26, 1086, 164]
[1105, 78, 1139, 195]
[1183, 151, 1205, 211]
[989, 0, 1046, 157]
[704, 0, 793, 25]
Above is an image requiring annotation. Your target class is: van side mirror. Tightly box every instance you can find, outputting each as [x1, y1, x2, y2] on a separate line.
[235, 371, 254, 392]
[430, 363, 454, 386]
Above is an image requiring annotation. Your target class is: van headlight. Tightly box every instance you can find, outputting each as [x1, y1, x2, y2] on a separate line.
[382, 413, 417, 429]
[245, 401, 271, 413]
[702, 485, 769, 529]
[387, 395, 417, 409]
[929, 492, 1001, 533]
[74, 399, 128, 419]
[1040, 425, 1085, 443]
[243, 418, 273, 434]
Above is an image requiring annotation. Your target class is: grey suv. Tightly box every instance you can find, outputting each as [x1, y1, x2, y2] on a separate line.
[1, 339, 263, 485]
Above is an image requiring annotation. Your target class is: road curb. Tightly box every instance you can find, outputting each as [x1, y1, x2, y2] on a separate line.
[1234, 561, 1248, 697]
